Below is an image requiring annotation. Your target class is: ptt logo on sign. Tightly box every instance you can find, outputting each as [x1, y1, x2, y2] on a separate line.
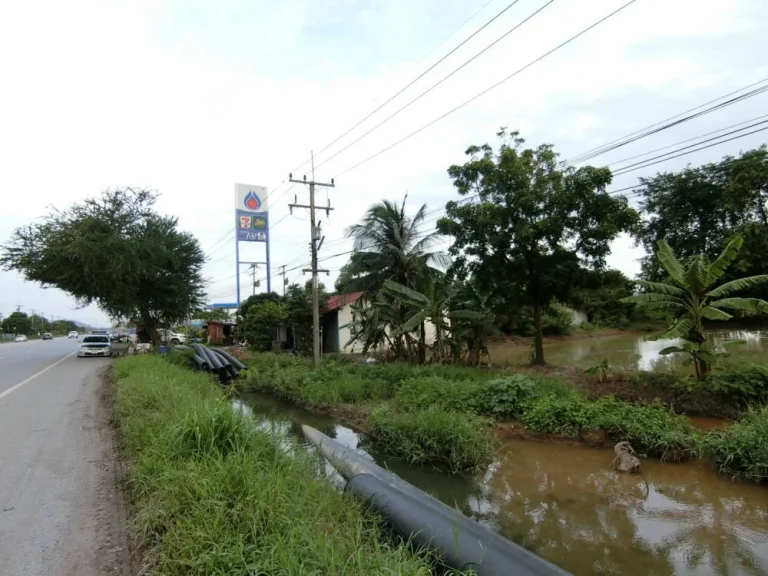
[243, 190, 262, 211]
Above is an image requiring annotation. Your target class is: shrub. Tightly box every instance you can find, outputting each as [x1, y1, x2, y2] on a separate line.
[705, 365, 768, 406]
[702, 406, 768, 483]
[589, 396, 694, 460]
[520, 391, 595, 437]
[473, 375, 538, 418]
[367, 406, 495, 473]
[394, 376, 483, 413]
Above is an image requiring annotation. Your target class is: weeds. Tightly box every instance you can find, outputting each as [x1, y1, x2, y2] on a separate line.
[113, 355, 435, 574]
[367, 405, 496, 473]
[701, 405, 768, 483]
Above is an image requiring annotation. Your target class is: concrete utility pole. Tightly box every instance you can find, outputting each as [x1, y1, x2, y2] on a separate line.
[249, 264, 257, 296]
[288, 152, 335, 367]
[281, 265, 287, 296]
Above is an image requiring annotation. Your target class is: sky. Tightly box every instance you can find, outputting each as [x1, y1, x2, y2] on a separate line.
[1, 0, 767, 326]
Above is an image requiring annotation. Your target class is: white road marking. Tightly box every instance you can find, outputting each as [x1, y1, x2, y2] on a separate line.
[0, 351, 78, 400]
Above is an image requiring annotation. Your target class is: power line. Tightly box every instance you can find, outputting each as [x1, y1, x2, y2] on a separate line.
[291, 0, 526, 175]
[605, 114, 768, 168]
[565, 80, 768, 166]
[314, 0, 554, 172]
[565, 76, 768, 165]
[612, 124, 768, 176]
[333, 0, 639, 179]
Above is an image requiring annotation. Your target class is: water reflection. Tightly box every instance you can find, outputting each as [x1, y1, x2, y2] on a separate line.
[241, 392, 768, 576]
[487, 330, 768, 371]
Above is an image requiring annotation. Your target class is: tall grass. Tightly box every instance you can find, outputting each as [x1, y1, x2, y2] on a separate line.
[112, 355, 436, 574]
[367, 405, 496, 474]
[702, 405, 768, 483]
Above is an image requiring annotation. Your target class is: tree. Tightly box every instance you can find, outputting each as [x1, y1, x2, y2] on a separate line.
[339, 196, 449, 295]
[636, 147, 768, 300]
[285, 282, 327, 352]
[1, 188, 205, 346]
[340, 196, 449, 362]
[620, 236, 768, 380]
[236, 292, 281, 323]
[438, 130, 638, 364]
[237, 300, 287, 351]
[1, 311, 31, 335]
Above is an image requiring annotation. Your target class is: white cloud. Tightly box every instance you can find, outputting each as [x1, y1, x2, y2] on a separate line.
[1, 0, 767, 319]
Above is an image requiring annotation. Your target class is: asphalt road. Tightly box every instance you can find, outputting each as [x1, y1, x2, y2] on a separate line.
[0, 337, 128, 575]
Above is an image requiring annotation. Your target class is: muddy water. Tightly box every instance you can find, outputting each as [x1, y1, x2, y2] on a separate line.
[488, 330, 768, 371]
[241, 392, 768, 576]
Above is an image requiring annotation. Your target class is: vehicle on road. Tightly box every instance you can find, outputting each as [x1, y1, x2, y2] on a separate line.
[77, 335, 112, 357]
[68, 330, 79, 338]
[15, 334, 28, 342]
[160, 329, 187, 346]
[42, 333, 53, 340]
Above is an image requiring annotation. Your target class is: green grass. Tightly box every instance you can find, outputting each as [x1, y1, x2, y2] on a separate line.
[367, 405, 496, 474]
[701, 405, 768, 483]
[112, 355, 438, 575]
[241, 353, 768, 477]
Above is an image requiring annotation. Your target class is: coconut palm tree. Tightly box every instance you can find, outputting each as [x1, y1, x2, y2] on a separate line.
[340, 196, 449, 295]
[621, 236, 768, 380]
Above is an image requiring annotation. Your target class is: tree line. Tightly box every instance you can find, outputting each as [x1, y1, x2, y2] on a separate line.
[1, 134, 765, 358]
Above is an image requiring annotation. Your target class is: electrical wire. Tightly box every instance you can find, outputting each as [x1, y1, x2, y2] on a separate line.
[564, 81, 768, 166]
[333, 0, 639, 179]
[565, 76, 768, 166]
[313, 0, 555, 172]
[290, 0, 527, 175]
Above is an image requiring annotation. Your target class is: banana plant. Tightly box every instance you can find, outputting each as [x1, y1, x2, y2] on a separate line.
[620, 235, 768, 380]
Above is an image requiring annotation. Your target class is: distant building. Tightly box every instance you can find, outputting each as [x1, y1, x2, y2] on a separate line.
[321, 292, 443, 354]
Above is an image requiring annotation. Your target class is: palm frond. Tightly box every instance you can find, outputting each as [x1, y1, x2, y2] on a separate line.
[634, 280, 685, 297]
[620, 293, 683, 305]
[700, 306, 732, 321]
[382, 280, 430, 306]
[706, 275, 768, 298]
[707, 235, 744, 285]
[656, 240, 685, 284]
[658, 346, 685, 355]
[648, 318, 694, 341]
[398, 311, 427, 335]
[684, 254, 709, 295]
[709, 297, 768, 313]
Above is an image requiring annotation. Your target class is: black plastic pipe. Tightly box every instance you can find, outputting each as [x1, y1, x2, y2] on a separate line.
[302, 425, 570, 576]
[345, 473, 568, 576]
[190, 354, 208, 371]
[192, 343, 224, 371]
[212, 347, 246, 370]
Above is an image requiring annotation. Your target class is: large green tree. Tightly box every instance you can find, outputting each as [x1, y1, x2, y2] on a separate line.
[1, 188, 205, 345]
[438, 131, 638, 364]
[2, 311, 31, 335]
[635, 147, 768, 300]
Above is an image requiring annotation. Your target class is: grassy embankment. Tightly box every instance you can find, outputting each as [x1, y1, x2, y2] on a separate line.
[112, 354, 442, 575]
[242, 353, 768, 483]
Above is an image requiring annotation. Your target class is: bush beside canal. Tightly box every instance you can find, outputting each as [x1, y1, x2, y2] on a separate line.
[111, 355, 437, 574]
[702, 405, 768, 483]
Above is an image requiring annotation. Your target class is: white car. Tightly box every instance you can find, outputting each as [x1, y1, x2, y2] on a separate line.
[68, 331, 79, 339]
[14, 334, 28, 342]
[77, 335, 112, 357]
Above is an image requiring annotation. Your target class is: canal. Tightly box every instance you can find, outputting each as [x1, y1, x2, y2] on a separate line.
[238, 392, 768, 576]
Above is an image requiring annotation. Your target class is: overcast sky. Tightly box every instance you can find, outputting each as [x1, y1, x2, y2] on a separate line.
[1, 0, 767, 326]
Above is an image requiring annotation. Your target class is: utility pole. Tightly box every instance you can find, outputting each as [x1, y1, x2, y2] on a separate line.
[30, 309, 37, 330]
[289, 152, 334, 367]
[249, 264, 258, 296]
[281, 265, 287, 297]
